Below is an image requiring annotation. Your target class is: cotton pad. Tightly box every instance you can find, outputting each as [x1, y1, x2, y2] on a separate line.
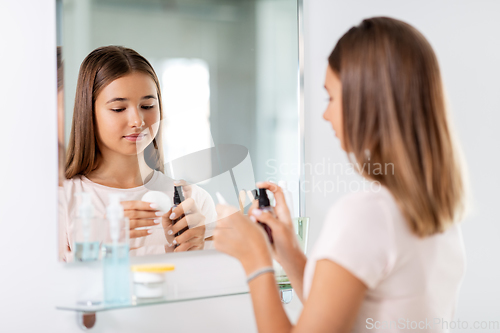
[141, 191, 172, 212]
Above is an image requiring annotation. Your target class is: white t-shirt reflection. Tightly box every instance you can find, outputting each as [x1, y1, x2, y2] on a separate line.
[58, 170, 217, 262]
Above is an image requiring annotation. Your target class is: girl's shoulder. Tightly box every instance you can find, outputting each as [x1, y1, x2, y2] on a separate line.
[59, 175, 86, 194]
[320, 185, 404, 247]
[328, 185, 397, 221]
[58, 175, 88, 209]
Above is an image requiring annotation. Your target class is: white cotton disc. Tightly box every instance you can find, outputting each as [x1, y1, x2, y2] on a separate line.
[141, 191, 172, 212]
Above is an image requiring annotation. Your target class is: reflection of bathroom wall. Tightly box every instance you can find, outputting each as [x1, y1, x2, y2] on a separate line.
[159, 58, 213, 163]
[62, 0, 91, 144]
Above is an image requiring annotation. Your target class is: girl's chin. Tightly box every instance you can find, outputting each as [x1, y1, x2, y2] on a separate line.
[119, 146, 147, 156]
[102, 140, 154, 156]
[131, 140, 153, 154]
[119, 150, 142, 156]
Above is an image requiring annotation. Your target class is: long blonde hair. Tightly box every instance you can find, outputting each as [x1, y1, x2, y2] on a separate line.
[329, 17, 467, 237]
[65, 46, 164, 179]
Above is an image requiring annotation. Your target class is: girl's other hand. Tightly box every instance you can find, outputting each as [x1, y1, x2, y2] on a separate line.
[121, 200, 164, 239]
[162, 197, 206, 251]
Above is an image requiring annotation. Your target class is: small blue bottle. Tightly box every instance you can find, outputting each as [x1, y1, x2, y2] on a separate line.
[102, 194, 131, 305]
[73, 192, 101, 262]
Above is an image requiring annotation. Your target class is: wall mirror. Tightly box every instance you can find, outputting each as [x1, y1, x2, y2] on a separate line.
[57, 0, 303, 262]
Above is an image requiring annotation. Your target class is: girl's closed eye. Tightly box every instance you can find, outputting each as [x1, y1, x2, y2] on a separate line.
[111, 108, 126, 112]
[141, 105, 155, 110]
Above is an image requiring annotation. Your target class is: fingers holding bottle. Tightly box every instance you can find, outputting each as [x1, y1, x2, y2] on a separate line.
[166, 197, 206, 250]
[249, 184, 299, 265]
[255, 181, 292, 223]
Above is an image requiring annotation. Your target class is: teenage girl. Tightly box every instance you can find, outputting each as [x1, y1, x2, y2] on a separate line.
[59, 46, 216, 261]
[214, 17, 466, 333]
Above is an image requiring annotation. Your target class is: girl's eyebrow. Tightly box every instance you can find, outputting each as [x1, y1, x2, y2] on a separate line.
[106, 95, 157, 104]
[106, 97, 127, 104]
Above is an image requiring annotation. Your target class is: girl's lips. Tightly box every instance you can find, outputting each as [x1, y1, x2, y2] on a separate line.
[123, 134, 146, 141]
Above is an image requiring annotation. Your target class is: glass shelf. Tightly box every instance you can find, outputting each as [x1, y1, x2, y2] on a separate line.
[56, 283, 293, 328]
[56, 291, 250, 314]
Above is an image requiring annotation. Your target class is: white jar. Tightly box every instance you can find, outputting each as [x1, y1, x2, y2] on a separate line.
[131, 264, 175, 299]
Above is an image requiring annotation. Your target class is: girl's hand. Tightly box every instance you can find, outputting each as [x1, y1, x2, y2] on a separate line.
[162, 197, 206, 252]
[121, 200, 165, 239]
[248, 181, 302, 267]
[214, 204, 273, 274]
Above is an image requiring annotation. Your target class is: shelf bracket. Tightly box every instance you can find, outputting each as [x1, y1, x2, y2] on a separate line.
[77, 311, 96, 330]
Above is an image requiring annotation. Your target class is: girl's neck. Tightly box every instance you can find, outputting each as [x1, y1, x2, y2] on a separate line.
[87, 151, 154, 189]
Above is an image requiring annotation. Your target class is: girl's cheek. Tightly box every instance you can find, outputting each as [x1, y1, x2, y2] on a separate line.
[145, 112, 159, 125]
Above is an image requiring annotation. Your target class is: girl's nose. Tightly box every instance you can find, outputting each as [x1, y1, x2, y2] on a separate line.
[323, 109, 329, 121]
[129, 107, 145, 128]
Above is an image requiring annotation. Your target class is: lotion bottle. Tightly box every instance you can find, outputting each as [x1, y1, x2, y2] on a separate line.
[73, 192, 100, 261]
[171, 186, 188, 248]
[257, 188, 274, 244]
[102, 194, 131, 305]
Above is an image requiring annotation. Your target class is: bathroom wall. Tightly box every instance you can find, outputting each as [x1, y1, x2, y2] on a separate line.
[0, 1, 301, 332]
[303, 0, 500, 331]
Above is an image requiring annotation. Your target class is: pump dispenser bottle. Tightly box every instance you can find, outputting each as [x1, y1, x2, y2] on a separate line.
[172, 186, 187, 249]
[102, 194, 131, 305]
[257, 188, 274, 244]
[73, 192, 100, 261]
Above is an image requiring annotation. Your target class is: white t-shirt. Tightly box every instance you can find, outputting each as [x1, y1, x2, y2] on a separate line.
[303, 186, 465, 333]
[59, 170, 217, 261]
